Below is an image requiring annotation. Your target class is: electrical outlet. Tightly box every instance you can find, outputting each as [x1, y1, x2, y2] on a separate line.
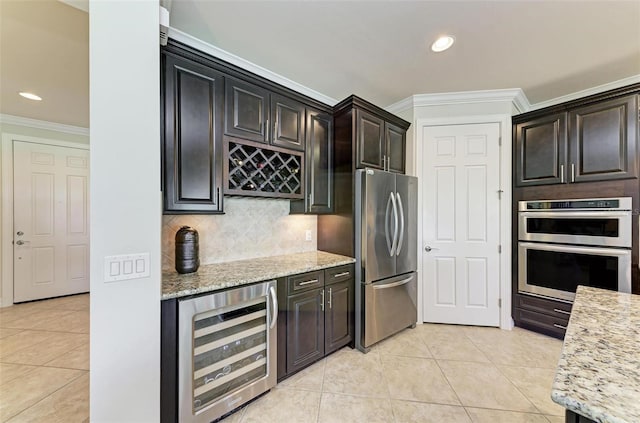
[305, 229, 312, 241]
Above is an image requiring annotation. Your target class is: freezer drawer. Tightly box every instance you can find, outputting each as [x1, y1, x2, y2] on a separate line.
[363, 272, 417, 348]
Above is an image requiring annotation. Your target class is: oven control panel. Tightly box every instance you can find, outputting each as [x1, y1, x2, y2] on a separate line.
[521, 197, 631, 211]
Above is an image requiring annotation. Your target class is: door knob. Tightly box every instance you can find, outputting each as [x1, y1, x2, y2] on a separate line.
[424, 246, 439, 252]
[16, 240, 25, 245]
[16, 231, 24, 236]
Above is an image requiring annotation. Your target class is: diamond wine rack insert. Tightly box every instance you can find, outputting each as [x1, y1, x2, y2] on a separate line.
[224, 137, 304, 199]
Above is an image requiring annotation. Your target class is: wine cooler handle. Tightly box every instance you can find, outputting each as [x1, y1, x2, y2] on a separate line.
[269, 286, 278, 329]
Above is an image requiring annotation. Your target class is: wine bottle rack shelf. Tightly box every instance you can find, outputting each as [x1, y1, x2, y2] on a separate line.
[223, 137, 304, 199]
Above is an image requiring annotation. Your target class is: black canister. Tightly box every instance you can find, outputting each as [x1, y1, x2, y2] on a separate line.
[175, 226, 199, 274]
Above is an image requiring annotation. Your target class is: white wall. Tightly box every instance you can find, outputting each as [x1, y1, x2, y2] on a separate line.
[89, 1, 160, 421]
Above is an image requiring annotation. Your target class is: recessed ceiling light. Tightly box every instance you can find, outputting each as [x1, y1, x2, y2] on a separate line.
[19, 92, 42, 101]
[431, 35, 455, 53]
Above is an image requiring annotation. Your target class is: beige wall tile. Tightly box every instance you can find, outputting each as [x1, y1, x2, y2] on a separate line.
[163, 197, 317, 270]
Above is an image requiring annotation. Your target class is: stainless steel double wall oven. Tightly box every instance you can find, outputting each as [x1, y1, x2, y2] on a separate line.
[518, 197, 632, 302]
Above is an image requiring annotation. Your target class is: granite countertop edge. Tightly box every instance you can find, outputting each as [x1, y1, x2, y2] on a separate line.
[550, 286, 640, 423]
[162, 251, 356, 300]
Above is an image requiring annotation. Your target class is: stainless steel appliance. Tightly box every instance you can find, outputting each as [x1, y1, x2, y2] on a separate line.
[355, 169, 418, 351]
[178, 281, 277, 422]
[518, 198, 632, 302]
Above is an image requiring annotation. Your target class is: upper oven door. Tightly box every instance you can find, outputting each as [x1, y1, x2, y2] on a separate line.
[518, 210, 631, 248]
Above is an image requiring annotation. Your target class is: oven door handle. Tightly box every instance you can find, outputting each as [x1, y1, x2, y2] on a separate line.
[519, 211, 631, 218]
[518, 241, 631, 256]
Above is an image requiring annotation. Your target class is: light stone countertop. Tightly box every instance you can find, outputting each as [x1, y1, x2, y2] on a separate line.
[162, 251, 355, 300]
[551, 286, 640, 423]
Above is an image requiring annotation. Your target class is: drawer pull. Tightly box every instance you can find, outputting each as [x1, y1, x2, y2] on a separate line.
[553, 308, 571, 315]
[333, 271, 350, 278]
[298, 279, 319, 286]
[553, 324, 567, 330]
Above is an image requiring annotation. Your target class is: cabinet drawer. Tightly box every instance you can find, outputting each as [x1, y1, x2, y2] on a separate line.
[325, 264, 354, 285]
[287, 271, 324, 294]
[514, 307, 569, 339]
[515, 294, 572, 319]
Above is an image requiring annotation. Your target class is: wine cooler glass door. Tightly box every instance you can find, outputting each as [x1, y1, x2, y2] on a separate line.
[179, 281, 277, 423]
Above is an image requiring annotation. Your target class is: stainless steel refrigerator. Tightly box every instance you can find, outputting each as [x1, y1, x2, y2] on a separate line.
[355, 168, 418, 352]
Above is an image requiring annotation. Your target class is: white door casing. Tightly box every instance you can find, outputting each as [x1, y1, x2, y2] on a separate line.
[12, 140, 90, 302]
[421, 123, 501, 326]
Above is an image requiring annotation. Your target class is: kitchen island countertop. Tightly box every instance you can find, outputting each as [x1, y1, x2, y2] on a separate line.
[551, 286, 640, 423]
[162, 250, 355, 300]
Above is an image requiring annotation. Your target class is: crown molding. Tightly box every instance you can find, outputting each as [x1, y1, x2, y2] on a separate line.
[58, 0, 89, 13]
[0, 114, 89, 137]
[528, 74, 640, 111]
[386, 88, 531, 115]
[168, 28, 339, 106]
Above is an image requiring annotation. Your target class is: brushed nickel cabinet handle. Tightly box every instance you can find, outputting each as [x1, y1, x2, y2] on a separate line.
[571, 163, 575, 183]
[553, 308, 571, 315]
[333, 271, 350, 278]
[299, 279, 319, 286]
[553, 323, 567, 330]
[328, 288, 332, 309]
[320, 289, 325, 312]
[560, 164, 565, 183]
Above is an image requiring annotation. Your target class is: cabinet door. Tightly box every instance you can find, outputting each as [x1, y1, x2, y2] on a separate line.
[163, 54, 224, 213]
[569, 95, 638, 183]
[514, 113, 567, 186]
[324, 279, 353, 355]
[305, 108, 333, 213]
[356, 109, 385, 170]
[271, 93, 305, 151]
[385, 122, 406, 174]
[224, 78, 270, 143]
[286, 288, 324, 374]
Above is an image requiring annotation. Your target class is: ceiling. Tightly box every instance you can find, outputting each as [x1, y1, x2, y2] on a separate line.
[0, 0, 88, 128]
[1, 1, 639, 129]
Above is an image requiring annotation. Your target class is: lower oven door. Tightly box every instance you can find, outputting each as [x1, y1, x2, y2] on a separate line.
[518, 242, 631, 302]
[178, 281, 277, 423]
[363, 272, 417, 348]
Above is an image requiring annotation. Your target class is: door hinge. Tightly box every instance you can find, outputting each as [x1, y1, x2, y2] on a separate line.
[498, 136, 502, 146]
[498, 298, 502, 308]
[497, 189, 503, 199]
[498, 245, 502, 254]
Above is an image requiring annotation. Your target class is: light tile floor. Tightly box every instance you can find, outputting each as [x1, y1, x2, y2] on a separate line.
[0, 294, 89, 423]
[0, 295, 565, 423]
[222, 323, 565, 423]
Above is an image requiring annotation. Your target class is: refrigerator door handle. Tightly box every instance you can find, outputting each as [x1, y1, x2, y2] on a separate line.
[385, 192, 394, 256]
[372, 275, 413, 290]
[390, 192, 399, 256]
[395, 192, 405, 256]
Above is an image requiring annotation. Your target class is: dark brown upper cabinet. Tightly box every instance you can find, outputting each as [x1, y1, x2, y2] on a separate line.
[290, 108, 334, 214]
[334, 95, 410, 174]
[514, 113, 567, 187]
[569, 94, 638, 183]
[162, 53, 224, 214]
[514, 91, 639, 187]
[224, 77, 270, 143]
[225, 78, 306, 151]
[271, 94, 306, 151]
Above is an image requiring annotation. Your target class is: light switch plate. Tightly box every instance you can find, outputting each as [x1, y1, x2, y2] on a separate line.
[104, 253, 150, 282]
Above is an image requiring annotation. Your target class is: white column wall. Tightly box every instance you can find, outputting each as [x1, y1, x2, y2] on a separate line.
[89, 1, 161, 421]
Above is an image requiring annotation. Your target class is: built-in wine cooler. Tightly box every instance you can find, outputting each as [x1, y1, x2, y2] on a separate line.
[178, 281, 277, 422]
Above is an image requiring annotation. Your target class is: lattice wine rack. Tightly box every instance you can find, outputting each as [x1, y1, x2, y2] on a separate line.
[224, 138, 304, 199]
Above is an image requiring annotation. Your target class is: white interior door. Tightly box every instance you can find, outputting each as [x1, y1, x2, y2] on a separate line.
[422, 123, 500, 326]
[13, 141, 90, 302]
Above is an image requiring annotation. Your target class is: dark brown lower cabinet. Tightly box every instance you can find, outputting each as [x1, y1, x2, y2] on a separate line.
[278, 264, 354, 381]
[513, 294, 572, 339]
[565, 409, 596, 423]
[286, 287, 324, 373]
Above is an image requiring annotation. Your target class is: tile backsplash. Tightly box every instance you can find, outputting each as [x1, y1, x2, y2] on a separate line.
[162, 197, 317, 270]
